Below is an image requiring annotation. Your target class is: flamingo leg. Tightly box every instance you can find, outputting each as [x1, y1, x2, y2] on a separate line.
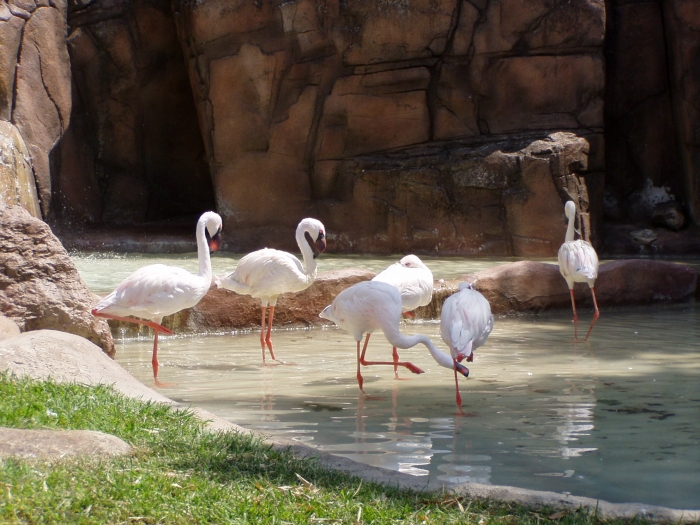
[569, 289, 579, 340]
[359, 333, 371, 362]
[356, 340, 364, 392]
[392, 346, 399, 379]
[453, 358, 463, 411]
[260, 307, 268, 362]
[584, 287, 600, 341]
[266, 306, 277, 361]
[91, 310, 173, 335]
[151, 331, 170, 387]
[359, 333, 423, 374]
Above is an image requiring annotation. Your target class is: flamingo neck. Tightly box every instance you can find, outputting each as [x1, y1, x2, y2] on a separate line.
[196, 220, 212, 280]
[383, 325, 453, 370]
[565, 209, 576, 243]
[296, 227, 318, 283]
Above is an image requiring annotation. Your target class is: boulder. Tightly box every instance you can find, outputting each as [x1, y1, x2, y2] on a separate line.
[109, 268, 376, 337]
[0, 205, 114, 356]
[0, 427, 131, 459]
[652, 201, 687, 231]
[461, 259, 697, 314]
[0, 314, 20, 340]
[0, 330, 168, 403]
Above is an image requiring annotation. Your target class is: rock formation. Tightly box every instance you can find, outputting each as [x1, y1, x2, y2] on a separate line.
[0, 0, 71, 218]
[173, 0, 605, 254]
[0, 204, 114, 356]
[0, 121, 41, 218]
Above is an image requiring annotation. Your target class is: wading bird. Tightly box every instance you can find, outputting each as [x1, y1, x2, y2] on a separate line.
[92, 211, 223, 386]
[371, 255, 434, 378]
[320, 280, 468, 404]
[217, 218, 326, 363]
[558, 200, 600, 340]
[440, 282, 493, 408]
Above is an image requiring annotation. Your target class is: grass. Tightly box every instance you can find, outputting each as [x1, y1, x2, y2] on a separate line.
[0, 372, 629, 525]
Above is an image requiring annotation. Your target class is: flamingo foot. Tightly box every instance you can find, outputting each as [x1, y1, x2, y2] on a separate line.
[405, 363, 425, 375]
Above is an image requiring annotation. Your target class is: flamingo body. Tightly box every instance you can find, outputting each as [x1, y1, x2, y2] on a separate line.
[557, 200, 600, 340]
[92, 211, 223, 384]
[320, 280, 468, 404]
[440, 282, 493, 363]
[217, 218, 327, 362]
[440, 282, 493, 408]
[372, 254, 434, 312]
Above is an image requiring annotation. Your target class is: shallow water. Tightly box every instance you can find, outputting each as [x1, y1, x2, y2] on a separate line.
[71, 253, 529, 295]
[115, 305, 700, 509]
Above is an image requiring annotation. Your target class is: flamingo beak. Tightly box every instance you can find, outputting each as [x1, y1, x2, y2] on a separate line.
[455, 362, 470, 378]
[306, 231, 326, 259]
[207, 227, 222, 253]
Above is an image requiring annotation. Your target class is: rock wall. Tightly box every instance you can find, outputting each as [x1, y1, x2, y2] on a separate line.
[173, 0, 605, 254]
[0, 0, 71, 218]
[49, 0, 215, 226]
[604, 0, 700, 225]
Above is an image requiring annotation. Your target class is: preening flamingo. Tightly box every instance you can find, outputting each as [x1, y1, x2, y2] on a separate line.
[92, 211, 223, 386]
[319, 280, 468, 403]
[371, 255, 434, 378]
[216, 218, 326, 363]
[440, 282, 494, 408]
[558, 200, 600, 340]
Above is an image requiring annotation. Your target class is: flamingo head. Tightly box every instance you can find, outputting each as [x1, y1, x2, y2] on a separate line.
[299, 218, 327, 259]
[564, 200, 576, 220]
[455, 362, 470, 378]
[399, 254, 426, 269]
[202, 212, 223, 253]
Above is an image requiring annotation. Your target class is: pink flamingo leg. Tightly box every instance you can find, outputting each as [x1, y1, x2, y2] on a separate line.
[91, 310, 173, 335]
[359, 333, 423, 374]
[266, 306, 277, 361]
[92, 309, 172, 386]
[392, 346, 399, 379]
[453, 358, 463, 411]
[584, 287, 600, 341]
[359, 335, 423, 374]
[569, 289, 579, 340]
[260, 307, 268, 363]
[356, 340, 364, 392]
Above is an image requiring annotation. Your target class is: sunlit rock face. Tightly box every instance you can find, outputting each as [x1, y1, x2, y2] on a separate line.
[0, 0, 71, 218]
[0, 122, 41, 218]
[173, 0, 605, 255]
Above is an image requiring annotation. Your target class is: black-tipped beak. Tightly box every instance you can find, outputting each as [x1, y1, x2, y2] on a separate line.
[207, 227, 222, 253]
[305, 231, 326, 259]
[456, 363, 470, 378]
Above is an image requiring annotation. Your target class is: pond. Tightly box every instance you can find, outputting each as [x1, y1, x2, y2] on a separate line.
[71, 253, 700, 510]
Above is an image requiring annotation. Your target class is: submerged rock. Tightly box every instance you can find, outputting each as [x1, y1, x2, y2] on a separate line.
[0, 205, 114, 356]
[652, 201, 687, 231]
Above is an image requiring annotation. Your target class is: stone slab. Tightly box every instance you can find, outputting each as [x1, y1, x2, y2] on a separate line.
[0, 427, 131, 459]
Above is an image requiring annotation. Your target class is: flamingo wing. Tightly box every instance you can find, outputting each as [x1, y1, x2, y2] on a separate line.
[219, 248, 307, 298]
[96, 264, 207, 319]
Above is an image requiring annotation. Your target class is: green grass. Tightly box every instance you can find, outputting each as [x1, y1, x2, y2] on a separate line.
[0, 372, 626, 524]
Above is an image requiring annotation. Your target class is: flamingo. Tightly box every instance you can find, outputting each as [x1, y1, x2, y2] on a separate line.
[216, 218, 326, 363]
[440, 282, 494, 408]
[319, 280, 468, 405]
[92, 211, 223, 386]
[558, 200, 600, 340]
[371, 255, 434, 378]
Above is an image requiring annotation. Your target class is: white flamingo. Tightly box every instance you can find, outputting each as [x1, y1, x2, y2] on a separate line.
[92, 211, 223, 386]
[558, 200, 600, 340]
[440, 282, 494, 408]
[371, 254, 434, 378]
[217, 218, 326, 363]
[319, 280, 468, 404]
